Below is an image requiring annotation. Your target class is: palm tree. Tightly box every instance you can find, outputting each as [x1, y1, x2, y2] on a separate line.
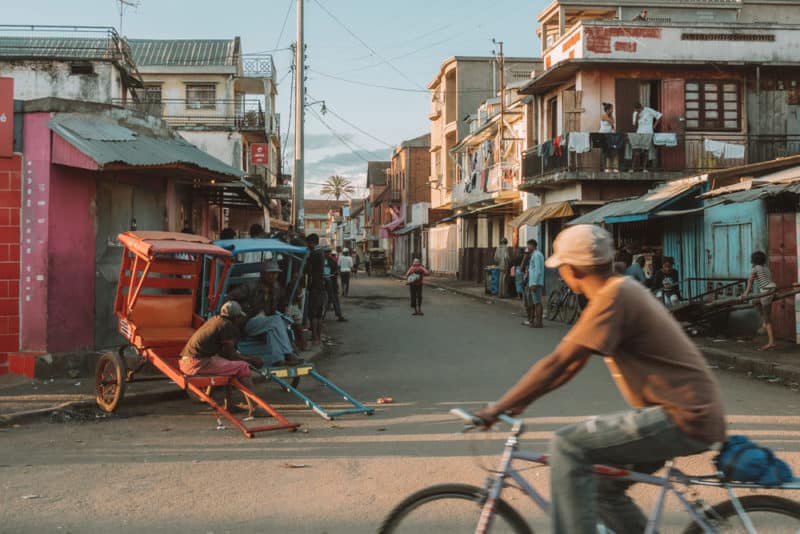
[320, 175, 356, 200]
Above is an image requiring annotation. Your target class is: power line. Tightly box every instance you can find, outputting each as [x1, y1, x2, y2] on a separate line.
[312, 0, 426, 90]
[282, 62, 295, 167]
[273, 0, 294, 51]
[308, 107, 374, 164]
[340, 25, 480, 75]
[306, 91, 393, 148]
[345, 24, 452, 63]
[309, 67, 504, 95]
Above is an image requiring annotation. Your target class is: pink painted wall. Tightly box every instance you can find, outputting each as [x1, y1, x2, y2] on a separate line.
[46, 164, 94, 352]
[20, 113, 51, 352]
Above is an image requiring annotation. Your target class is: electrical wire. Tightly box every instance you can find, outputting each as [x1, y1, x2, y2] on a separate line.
[306, 91, 393, 148]
[308, 107, 380, 164]
[282, 63, 295, 166]
[312, 0, 426, 90]
[346, 24, 452, 63]
[308, 67, 505, 95]
[273, 0, 295, 52]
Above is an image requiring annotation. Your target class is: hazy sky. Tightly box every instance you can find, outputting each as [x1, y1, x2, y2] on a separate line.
[4, 0, 548, 197]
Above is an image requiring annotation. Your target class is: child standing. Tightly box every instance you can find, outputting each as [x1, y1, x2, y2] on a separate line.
[405, 258, 430, 316]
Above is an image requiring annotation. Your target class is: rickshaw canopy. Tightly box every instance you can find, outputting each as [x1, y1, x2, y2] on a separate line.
[214, 238, 308, 256]
[119, 231, 234, 259]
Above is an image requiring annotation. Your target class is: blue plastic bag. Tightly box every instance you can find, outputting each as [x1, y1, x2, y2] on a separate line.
[714, 435, 794, 486]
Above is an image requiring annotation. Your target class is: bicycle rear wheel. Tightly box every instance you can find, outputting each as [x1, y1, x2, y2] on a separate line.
[379, 483, 532, 534]
[682, 494, 800, 533]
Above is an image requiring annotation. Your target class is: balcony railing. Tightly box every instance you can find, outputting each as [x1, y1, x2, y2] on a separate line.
[242, 54, 275, 81]
[112, 98, 276, 131]
[522, 134, 800, 184]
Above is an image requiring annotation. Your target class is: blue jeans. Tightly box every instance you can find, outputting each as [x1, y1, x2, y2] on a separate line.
[550, 406, 710, 534]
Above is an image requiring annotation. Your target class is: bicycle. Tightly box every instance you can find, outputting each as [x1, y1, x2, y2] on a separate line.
[546, 282, 582, 324]
[379, 408, 800, 533]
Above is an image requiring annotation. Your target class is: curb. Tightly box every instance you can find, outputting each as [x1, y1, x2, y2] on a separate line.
[700, 346, 800, 385]
[0, 343, 329, 426]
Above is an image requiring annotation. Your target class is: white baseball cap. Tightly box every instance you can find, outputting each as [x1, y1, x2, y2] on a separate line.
[220, 300, 247, 318]
[545, 225, 615, 269]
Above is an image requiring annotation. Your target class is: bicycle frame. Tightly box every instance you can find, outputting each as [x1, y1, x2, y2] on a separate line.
[474, 423, 800, 534]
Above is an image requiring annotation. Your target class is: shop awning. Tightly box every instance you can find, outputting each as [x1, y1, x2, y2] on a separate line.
[446, 200, 517, 222]
[393, 224, 421, 236]
[568, 178, 707, 226]
[509, 201, 574, 228]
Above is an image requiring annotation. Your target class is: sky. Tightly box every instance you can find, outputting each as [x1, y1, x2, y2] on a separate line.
[4, 0, 549, 198]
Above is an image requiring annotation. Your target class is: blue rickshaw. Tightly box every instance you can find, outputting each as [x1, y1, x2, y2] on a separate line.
[206, 238, 374, 420]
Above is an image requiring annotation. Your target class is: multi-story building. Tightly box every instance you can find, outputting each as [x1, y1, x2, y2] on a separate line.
[518, 0, 800, 289]
[387, 134, 431, 272]
[0, 25, 142, 103]
[427, 56, 540, 276]
[365, 160, 391, 251]
[124, 38, 284, 234]
[304, 199, 348, 246]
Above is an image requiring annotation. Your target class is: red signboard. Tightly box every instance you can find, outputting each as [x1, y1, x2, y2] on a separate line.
[250, 143, 269, 166]
[0, 78, 13, 158]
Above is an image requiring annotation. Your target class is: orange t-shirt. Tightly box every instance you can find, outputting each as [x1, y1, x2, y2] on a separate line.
[564, 276, 726, 444]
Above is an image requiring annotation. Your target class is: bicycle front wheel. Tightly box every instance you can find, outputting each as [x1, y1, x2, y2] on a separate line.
[682, 494, 800, 533]
[559, 293, 579, 324]
[546, 289, 561, 321]
[378, 483, 532, 534]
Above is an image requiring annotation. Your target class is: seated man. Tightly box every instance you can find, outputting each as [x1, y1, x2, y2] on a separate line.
[229, 260, 302, 366]
[179, 301, 263, 417]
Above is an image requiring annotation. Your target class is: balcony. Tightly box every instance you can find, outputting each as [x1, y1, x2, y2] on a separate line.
[453, 162, 520, 207]
[113, 98, 274, 132]
[521, 134, 800, 190]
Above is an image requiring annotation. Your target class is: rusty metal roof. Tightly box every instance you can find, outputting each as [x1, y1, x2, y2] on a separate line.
[128, 39, 236, 67]
[568, 177, 707, 225]
[48, 114, 243, 178]
[0, 36, 119, 60]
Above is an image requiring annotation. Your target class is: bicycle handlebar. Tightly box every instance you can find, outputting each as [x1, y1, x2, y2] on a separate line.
[449, 408, 523, 432]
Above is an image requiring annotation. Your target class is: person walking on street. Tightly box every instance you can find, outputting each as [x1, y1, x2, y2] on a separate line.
[305, 234, 326, 345]
[513, 247, 529, 300]
[338, 248, 354, 297]
[528, 239, 545, 328]
[324, 250, 347, 322]
[475, 225, 726, 534]
[405, 258, 429, 316]
[742, 250, 778, 351]
[494, 237, 511, 298]
[521, 241, 535, 326]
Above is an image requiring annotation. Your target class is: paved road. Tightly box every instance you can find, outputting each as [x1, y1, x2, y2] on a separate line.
[2, 276, 800, 533]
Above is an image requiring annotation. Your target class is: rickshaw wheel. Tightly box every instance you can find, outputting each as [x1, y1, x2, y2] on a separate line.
[95, 351, 127, 413]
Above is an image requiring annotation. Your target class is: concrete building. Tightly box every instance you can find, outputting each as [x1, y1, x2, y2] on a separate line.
[427, 56, 541, 276]
[365, 160, 391, 252]
[304, 199, 348, 246]
[126, 38, 285, 234]
[0, 25, 142, 103]
[518, 0, 800, 289]
[387, 134, 431, 272]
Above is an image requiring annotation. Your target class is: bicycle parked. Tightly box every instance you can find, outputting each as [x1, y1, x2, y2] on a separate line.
[546, 281, 583, 324]
[379, 408, 800, 534]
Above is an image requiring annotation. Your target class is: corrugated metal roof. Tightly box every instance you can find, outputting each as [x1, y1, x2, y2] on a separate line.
[568, 178, 706, 225]
[0, 37, 117, 60]
[49, 114, 242, 178]
[712, 181, 800, 204]
[127, 39, 236, 67]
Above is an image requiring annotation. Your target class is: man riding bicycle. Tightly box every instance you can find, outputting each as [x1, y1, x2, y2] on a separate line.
[476, 225, 726, 534]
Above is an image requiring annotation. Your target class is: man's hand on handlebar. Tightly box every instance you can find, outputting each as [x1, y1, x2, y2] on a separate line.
[474, 405, 523, 429]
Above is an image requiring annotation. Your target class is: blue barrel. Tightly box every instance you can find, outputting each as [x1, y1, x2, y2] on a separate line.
[487, 267, 501, 295]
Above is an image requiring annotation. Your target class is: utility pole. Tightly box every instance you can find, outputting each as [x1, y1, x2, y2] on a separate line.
[293, 0, 305, 233]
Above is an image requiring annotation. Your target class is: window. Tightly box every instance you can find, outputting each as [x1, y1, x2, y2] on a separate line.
[186, 84, 216, 110]
[142, 84, 162, 103]
[69, 62, 94, 75]
[685, 81, 740, 131]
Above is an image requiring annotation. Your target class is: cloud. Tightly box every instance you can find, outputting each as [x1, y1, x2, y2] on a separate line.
[305, 133, 356, 150]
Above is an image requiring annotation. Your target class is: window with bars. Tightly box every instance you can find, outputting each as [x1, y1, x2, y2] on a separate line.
[186, 84, 216, 110]
[685, 81, 740, 131]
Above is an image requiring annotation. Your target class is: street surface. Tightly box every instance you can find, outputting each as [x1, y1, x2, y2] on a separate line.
[2, 277, 800, 533]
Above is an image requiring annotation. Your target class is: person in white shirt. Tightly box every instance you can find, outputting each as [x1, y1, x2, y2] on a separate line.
[631, 102, 663, 172]
[338, 248, 354, 297]
[633, 102, 662, 134]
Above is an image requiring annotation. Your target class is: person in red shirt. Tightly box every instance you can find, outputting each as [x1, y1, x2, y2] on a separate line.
[404, 258, 430, 316]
